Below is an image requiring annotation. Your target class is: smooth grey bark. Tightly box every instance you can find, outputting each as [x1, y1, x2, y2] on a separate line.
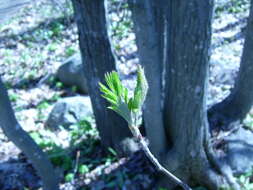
[71, 0, 134, 154]
[0, 77, 59, 190]
[208, 0, 253, 130]
[140, 1, 244, 189]
[162, 1, 241, 189]
[129, 0, 232, 189]
[162, 1, 225, 188]
[128, 0, 167, 157]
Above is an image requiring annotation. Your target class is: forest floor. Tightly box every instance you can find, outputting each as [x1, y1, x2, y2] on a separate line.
[0, 0, 253, 189]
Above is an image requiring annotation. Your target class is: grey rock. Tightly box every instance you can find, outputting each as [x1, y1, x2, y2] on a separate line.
[225, 127, 253, 175]
[45, 96, 93, 130]
[56, 54, 88, 94]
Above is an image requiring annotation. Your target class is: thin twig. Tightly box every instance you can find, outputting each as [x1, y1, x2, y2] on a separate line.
[74, 150, 81, 174]
[72, 150, 80, 185]
[129, 125, 192, 190]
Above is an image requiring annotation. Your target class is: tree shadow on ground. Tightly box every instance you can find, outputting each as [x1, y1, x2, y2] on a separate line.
[77, 151, 156, 190]
[0, 15, 74, 47]
[0, 157, 41, 190]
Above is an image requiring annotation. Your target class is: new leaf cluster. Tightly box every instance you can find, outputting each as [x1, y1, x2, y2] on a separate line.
[99, 65, 148, 126]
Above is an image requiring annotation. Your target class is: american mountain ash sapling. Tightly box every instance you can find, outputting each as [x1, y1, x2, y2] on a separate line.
[99, 65, 191, 190]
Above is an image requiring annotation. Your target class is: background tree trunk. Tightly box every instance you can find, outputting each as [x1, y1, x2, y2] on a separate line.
[162, 1, 226, 188]
[208, 0, 253, 130]
[71, 0, 135, 154]
[0, 77, 59, 190]
[130, 0, 235, 188]
[128, 0, 168, 158]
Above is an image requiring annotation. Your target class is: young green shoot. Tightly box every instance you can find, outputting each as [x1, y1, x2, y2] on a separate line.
[99, 65, 191, 190]
[99, 65, 148, 126]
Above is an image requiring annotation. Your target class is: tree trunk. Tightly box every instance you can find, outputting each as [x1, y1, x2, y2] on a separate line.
[208, 0, 253, 130]
[128, 0, 168, 158]
[162, 1, 226, 188]
[0, 77, 59, 190]
[71, 0, 135, 154]
[130, 0, 238, 189]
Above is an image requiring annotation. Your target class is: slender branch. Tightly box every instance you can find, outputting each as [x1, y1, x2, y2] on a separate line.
[0, 77, 59, 190]
[129, 125, 192, 190]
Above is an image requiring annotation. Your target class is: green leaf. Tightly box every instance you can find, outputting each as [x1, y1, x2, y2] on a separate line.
[108, 99, 132, 124]
[108, 147, 117, 157]
[78, 165, 89, 174]
[128, 97, 138, 111]
[132, 65, 148, 111]
[65, 173, 74, 182]
[99, 65, 148, 126]
[104, 73, 113, 90]
[111, 71, 122, 96]
[123, 87, 128, 103]
[102, 95, 117, 105]
[99, 82, 118, 104]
